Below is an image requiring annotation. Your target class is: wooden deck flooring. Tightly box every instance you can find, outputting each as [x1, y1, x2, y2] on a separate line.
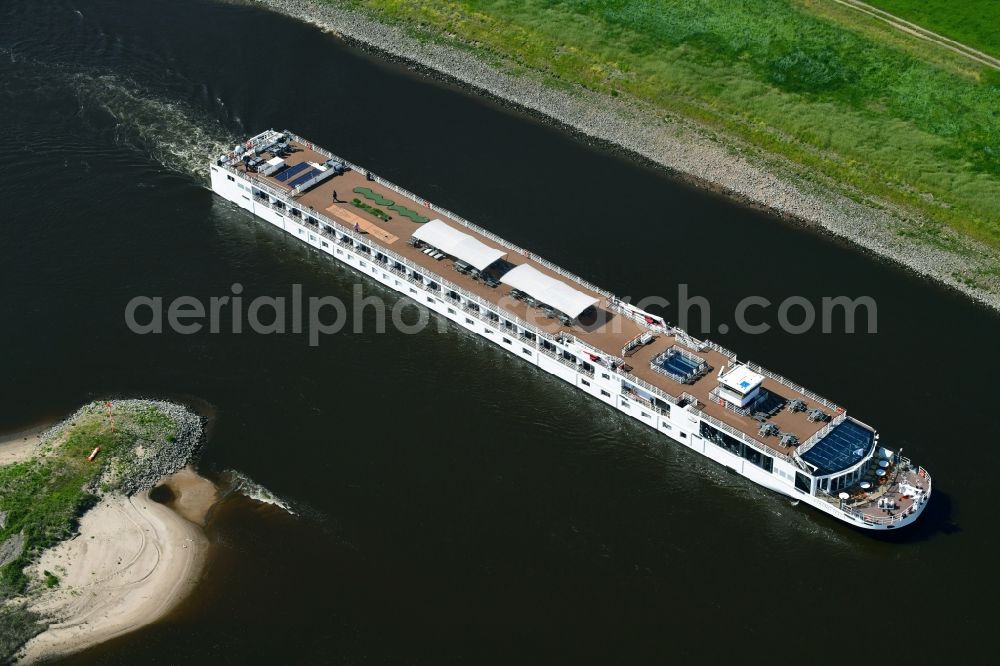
[240, 141, 839, 459]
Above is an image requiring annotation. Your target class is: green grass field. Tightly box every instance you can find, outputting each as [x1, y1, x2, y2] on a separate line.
[866, 0, 1000, 57]
[0, 403, 176, 597]
[339, 0, 1000, 254]
[0, 403, 181, 660]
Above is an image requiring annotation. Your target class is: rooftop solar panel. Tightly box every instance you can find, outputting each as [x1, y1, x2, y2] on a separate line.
[287, 168, 319, 189]
[275, 162, 311, 182]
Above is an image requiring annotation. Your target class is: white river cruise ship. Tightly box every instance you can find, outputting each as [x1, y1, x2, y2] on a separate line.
[210, 130, 931, 530]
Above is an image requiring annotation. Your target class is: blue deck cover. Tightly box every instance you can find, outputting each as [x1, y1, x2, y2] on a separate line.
[287, 168, 318, 189]
[275, 162, 311, 182]
[800, 419, 875, 475]
[660, 351, 700, 377]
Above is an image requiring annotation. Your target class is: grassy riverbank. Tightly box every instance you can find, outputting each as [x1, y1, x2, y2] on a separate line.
[0, 401, 202, 661]
[332, 0, 1000, 253]
[866, 0, 1000, 56]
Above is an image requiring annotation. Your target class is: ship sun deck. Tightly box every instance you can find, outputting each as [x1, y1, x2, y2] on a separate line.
[213, 130, 932, 529]
[232, 136, 845, 462]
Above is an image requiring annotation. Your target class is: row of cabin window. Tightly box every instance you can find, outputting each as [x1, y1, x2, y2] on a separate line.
[699, 421, 774, 473]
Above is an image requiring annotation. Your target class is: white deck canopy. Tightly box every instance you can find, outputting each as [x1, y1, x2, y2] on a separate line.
[410, 219, 507, 271]
[500, 264, 599, 319]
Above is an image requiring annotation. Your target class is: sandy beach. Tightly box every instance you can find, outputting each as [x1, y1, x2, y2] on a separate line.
[18, 468, 215, 663]
[0, 429, 43, 466]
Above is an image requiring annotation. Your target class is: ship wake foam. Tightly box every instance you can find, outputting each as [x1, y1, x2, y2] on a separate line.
[66, 70, 238, 182]
[223, 470, 296, 515]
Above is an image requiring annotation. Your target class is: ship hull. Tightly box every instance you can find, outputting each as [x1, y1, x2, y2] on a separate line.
[209, 143, 930, 531]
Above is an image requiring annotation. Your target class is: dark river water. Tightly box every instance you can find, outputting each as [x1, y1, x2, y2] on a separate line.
[1, 0, 998, 662]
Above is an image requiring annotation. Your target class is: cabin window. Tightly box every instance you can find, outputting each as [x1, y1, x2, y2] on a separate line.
[701, 422, 743, 457]
[601, 390, 611, 397]
[581, 379, 590, 387]
[742, 446, 774, 473]
[795, 472, 812, 494]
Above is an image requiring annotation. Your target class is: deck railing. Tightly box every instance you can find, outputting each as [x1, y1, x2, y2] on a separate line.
[680, 392, 701, 408]
[285, 131, 614, 300]
[702, 339, 738, 361]
[561, 332, 624, 368]
[744, 361, 840, 412]
[616, 372, 681, 407]
[621, 331, 650, 358]
[608, 299, 668, 332]
[222, 140, 848, 458]
[697, 409, 793, 463]
[241, 174, 567, 349]
[537, 344, 589, 374]
[839, 498, 922, 526]
[671, 328, 706, 352]
[620, 388, 670, 416]
[796, 411, 849, 454]
[650, 345, 709, 385]
[708, 387, 751, 417]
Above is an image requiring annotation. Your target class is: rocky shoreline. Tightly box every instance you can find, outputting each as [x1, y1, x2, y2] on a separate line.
[111, 400, 204, 496]
[39, 399, 204, 496]
[0, 399, 209, 663]
[248, 0, 1000, 311]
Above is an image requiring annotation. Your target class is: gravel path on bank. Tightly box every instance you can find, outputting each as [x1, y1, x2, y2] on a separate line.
[248, 0, 1000, 311]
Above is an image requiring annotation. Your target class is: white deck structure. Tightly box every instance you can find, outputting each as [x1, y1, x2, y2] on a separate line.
[209, 130, 932, 531]
[411, 219, 507, 270]
[500, 264, 599, 319]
